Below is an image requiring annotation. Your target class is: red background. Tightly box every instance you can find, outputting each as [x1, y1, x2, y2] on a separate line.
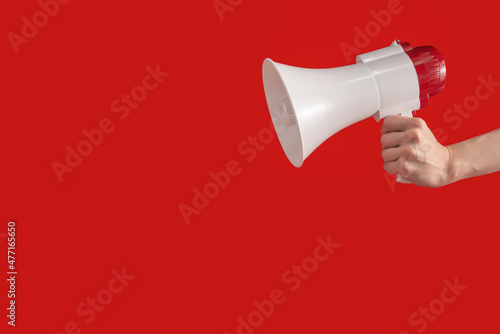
[1, 0, 500, 333]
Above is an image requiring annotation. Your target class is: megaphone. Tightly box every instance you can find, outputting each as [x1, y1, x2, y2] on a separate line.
[262, 40, 446, 177]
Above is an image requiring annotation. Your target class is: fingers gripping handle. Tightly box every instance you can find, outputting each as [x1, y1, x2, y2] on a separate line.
[396, 111, 413, 184]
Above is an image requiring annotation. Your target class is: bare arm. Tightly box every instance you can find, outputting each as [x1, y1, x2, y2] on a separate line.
[447, 128, 500, 183]
[381, 115, 500, 187]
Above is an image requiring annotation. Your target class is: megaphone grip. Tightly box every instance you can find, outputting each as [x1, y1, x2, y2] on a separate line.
[396, 111, 413, 184]
[397, 174, 411, 184]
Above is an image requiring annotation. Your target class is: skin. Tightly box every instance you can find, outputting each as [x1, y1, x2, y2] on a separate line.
[381, 115, 500, 187]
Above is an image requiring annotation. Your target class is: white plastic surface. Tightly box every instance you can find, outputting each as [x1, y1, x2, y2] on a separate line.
[262, 59, 379, 167]
[262, 41, 422, 168]
[356, 43, 420, 121]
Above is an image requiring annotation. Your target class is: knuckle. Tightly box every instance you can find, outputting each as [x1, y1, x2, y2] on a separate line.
[413, 118, 427, 129]
[402, 147, 416, 160]
[398, 161, 411, 176]
[381, 121, 390, 134]
[380, 134, 388, 146]
[404, 130, 416, 141]
[381, 150, 388, 161]
[405, 129, 421, 143]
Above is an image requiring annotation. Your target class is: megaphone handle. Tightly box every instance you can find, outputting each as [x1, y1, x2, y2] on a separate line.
[396, 111, 413, 184]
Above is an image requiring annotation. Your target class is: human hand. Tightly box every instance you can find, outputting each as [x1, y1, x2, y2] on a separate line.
[381, 115, 452, 187]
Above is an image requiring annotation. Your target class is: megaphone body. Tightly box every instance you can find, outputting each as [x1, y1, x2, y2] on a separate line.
[262, 40, 446, 178]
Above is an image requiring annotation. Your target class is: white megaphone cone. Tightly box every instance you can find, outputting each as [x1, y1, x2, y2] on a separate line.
[262, 40, 446, 182]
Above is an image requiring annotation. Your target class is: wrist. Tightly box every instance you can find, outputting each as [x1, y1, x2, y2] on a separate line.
[443, 145, 458, 185]
[444, 143, 470, 185]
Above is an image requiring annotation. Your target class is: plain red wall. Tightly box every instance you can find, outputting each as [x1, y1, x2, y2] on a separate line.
[1, 0, 499, 333]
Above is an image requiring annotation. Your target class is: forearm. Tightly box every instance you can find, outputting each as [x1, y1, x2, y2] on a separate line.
[447, 129, 500, 183]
